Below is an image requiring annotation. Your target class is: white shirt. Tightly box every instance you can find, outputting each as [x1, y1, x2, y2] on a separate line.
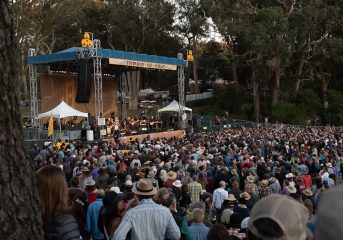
[212, 187, 228, 209]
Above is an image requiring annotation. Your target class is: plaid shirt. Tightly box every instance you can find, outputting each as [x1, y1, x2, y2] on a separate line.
[244, 183, 259, 196]
[187, 181, 203, 203]
[258, 186, 273, 198]
[228, 228, 246, 239]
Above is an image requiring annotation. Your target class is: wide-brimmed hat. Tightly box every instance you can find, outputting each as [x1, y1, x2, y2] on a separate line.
[285, 173, 294, 179]
[125, 180, 133, 187]
[240, 192, 251, 201]
[226, 194, 236, 201]
[96, 189, 105, 198]
[247, 175, 255, 183]
[167, 171, 177, 180]
[231, 169, 238, 175]
[85, 178, 95, 186]
[132, 178, 157, 196]
[303, 188, 313, 197]
[261, 179, 269, 187]
[110, 186, 122, 194]
[82, 167, 90, 172]
[326, 162, 333, 168]
[173, 180, 182, 188]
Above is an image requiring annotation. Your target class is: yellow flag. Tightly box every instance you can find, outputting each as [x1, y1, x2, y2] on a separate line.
[48, 112, 54, 137]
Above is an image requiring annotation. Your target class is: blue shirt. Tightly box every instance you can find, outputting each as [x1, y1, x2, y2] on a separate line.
[85, 198, 104, 240]
[188, 223, 209, 240]
[113, 198, 180, 240]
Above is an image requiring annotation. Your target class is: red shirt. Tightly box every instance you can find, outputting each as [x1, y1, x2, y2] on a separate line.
[87, 192, 96, 204]
[165, 179, 176, 188]
[302, 174, 312, 189]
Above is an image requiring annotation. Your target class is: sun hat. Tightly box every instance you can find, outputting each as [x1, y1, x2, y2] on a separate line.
[167, 171, 177, 180]
[249, 167, 257, 173]
[226, 194, 236, 201]
[240, 192, 251, 201]
[326, 162, 332, 168]
[261, 179, 269, 187]
[303, 188, 313, 197]
[96, 189, 105, 198]
[173, 180, 182, 188]
[315, 185, 343, 240]
[132, 178, 157, 196]
[286, 173, 294, 178]
[125, 180, 133, 187]
[231, 169, 238, 175]
[110, 186, 122, 194]
[85, 178, 95, 186]
[247, 175, 255, 183]
[248, 194, 309, 240]
[82, 167, 90, 172]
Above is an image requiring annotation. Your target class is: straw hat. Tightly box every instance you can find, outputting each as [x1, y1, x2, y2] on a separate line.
[132, 178, 157, 196]
[167, 171, 177, 180]
[261, 179, 269, 187]
[172, 180, 182, 188]
[286, 173, 294, 179]
[231, 169, 238, 176]
[303, 188, 313, 197]
[247, 175, 255, 183]
[240, 192, 251, 201]
[226, 194, 237, 201]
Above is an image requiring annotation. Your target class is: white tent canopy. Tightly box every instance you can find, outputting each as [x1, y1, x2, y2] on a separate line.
[158, 100, 192, 113]
[38, 101, 88, 119]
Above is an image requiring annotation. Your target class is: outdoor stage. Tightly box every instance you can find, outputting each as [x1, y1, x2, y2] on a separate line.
[103, 129, 185, 144]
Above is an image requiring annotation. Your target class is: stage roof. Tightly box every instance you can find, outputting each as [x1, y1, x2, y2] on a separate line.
[28, 47, 186, 68]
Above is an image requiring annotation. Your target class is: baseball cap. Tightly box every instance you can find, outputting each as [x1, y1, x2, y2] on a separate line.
[315, 185, 343, 240]
[248, 194, 309, 240]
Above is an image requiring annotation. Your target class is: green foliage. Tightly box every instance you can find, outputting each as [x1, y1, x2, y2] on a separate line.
[322, 90, 343, 125]
[211, 86, 249, 112]
[272, 102, 304, 124]
[296, 89, 322, 116]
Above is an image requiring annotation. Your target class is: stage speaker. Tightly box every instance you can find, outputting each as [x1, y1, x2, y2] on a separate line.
[93, 128, 100, 140]
[76, 60, 92, 103]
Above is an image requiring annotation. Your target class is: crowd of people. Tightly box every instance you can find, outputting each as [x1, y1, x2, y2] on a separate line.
[30, 124, 343, 240]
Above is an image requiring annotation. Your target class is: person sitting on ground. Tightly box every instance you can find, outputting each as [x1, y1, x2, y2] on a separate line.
[37, 165, 80, 240]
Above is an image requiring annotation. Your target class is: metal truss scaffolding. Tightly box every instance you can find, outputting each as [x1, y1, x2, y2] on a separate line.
[92, 39, 103, 121]
[177, 53, 186, 129]
[28, 48, 38, 127]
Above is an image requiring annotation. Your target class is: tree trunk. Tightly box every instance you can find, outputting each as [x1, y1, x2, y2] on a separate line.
[192, 39, 200, 94]
[20, 50, 28, 99]
[252, 68, 260, 122]
[232, 55, 239, 85]
[0, 1, 43, 239]
[293, 59, 305, 98]
[272, 68, 281, 106]
[322, 73, 330, 109]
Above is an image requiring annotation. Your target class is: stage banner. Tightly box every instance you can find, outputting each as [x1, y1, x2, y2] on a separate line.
[109, 58, 177, 71]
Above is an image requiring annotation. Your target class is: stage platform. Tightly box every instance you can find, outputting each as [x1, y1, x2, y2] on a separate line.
[103, 130, 185, 144]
